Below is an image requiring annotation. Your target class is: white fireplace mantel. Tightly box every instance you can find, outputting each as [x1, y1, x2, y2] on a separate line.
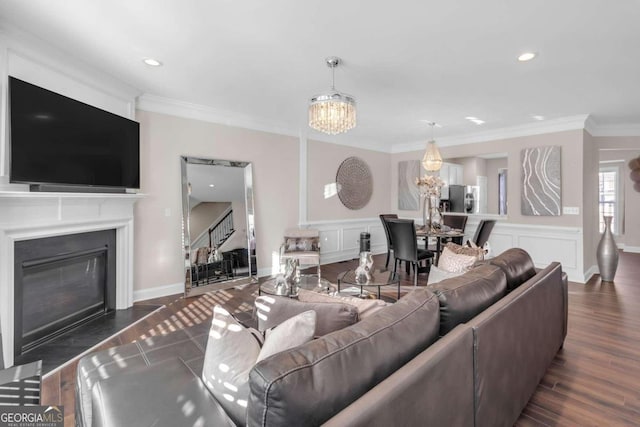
[0, 191, 144, 367]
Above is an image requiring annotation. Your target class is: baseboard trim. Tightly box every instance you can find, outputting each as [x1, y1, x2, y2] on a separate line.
[623, 246, 640, 253]
[134, 272, 273, 302]
[133, 282, 184, 302]
[257, 267, 273, 278]
[583, 265, 599, 283]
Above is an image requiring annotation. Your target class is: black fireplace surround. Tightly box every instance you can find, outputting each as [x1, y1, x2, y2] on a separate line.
[14, 230, 116, 357]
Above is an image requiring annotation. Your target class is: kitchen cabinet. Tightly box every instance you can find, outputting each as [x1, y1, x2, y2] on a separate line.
[439, 162, 463, 199]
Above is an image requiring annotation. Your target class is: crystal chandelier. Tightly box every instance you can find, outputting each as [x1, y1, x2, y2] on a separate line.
[309, 57, 356, 135]
[422, 122, 443, 172]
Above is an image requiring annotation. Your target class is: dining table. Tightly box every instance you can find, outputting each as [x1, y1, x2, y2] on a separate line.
[415, 227, 465, 265]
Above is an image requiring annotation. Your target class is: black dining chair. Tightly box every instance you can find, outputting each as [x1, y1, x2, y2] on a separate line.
[379, 214, 398, 269]
[442, 214, 468, 245]
[387, 219, 434, 286]
[472, 219, 496, 247]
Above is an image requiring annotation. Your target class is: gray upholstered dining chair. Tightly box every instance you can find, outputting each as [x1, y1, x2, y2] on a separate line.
[0, 322, 43, 406]
[280, 228, 322, 278]
[386, 219, 434, 286]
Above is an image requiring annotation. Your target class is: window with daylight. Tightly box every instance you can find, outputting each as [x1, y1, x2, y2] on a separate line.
[598, 167, 619, 234]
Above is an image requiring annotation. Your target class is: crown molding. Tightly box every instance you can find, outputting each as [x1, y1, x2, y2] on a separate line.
[584, 116, 640, 137]
[137, 93, 392, 153]
[304, 134, 391, 153]
[583, 115, 599, 136]
[137, 93, 301, 138]
[137, 92, 640, 152]
[391, 115, 590, 153]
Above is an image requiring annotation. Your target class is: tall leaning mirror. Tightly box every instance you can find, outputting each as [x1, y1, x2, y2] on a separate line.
[181, 156, 257, 297]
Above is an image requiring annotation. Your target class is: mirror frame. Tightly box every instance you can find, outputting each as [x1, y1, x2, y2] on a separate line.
[181, 156, 257, 297]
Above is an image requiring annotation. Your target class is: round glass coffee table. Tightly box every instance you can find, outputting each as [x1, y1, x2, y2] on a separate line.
[259, 274, 334, 297]
[337, 269, 401, 301]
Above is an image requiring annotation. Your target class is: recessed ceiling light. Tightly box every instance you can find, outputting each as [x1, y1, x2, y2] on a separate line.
[517, 52, 537, 62]
[465, 116, 485, 125]
[419, 120, 442, 128]
[143, 58, 162, 67]
[208, 184, 215, 188]
[531, 115, 545, 121]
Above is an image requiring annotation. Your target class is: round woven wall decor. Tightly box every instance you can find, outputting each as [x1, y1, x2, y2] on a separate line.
[336, 156, 373, 210]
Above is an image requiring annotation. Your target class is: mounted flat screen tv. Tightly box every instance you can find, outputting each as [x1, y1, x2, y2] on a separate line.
[8, 76, 140, 191]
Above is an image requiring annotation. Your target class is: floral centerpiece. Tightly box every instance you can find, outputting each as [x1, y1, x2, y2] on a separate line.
[416, 174, 444, 232]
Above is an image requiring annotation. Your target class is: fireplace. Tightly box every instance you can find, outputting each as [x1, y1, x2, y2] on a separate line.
[0, 192, 141, 367]
[13, 230, 116, 356]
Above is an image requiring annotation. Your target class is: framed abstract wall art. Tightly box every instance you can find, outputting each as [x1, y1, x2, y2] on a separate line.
[398, 160, 420, 210]
[521, 146, 561, 216]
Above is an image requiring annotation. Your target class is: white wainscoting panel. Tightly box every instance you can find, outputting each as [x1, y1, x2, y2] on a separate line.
[462, 216, 585, 283]
[343, 226, 367, 251]
[518, 235, 578, 269]
[319, 229, 340, 255]
[300, 218, 387, 265]
[369, 225, 386, 248]
[304, 216, 586, 283]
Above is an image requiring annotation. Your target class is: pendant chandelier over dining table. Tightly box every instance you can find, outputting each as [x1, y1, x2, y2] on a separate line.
[309, 56, 357, 135]
[422, 122, 443, 172]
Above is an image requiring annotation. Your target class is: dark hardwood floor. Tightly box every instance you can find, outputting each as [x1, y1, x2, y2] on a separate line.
[16, 304, 161, 374]
[41, 252, 640, 426]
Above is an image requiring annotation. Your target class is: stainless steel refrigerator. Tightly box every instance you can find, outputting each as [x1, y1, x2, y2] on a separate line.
[445, 185, 479, 213]
[446, 185, 466, 212]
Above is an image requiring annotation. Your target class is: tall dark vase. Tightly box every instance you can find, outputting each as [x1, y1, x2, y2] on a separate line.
[596, 216, 619, 282]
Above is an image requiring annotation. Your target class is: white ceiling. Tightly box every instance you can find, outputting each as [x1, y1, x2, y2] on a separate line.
[1, 0, 639, 151]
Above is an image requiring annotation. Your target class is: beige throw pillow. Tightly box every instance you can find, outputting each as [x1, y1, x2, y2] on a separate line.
[257, 310, 316, 362]
[444, 242, 485, 260]
[438, 247, 477, 273]
[202, 305, 262, 425]
[202, 305, 316, 425]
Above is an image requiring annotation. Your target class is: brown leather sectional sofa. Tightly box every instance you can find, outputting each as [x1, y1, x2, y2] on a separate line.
[76, 248, 567, 427]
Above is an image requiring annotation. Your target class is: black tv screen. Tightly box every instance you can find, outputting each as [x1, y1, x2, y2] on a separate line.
[9, 76, 140, 190]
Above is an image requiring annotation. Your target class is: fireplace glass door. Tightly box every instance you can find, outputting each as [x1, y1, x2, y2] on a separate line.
[14, 230, 116, 356]
[21, 249, 107, 353]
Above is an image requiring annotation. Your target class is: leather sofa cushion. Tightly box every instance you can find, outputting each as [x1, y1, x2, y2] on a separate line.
[429, 264, 507, 336]
[255, 295, 359, 336]
[247, 288, 440, 427]
[90, 358, 235, 427]
[76, 323, 211, 427]
[470, 262, 565, 427]
[489, 248, 537, 291]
